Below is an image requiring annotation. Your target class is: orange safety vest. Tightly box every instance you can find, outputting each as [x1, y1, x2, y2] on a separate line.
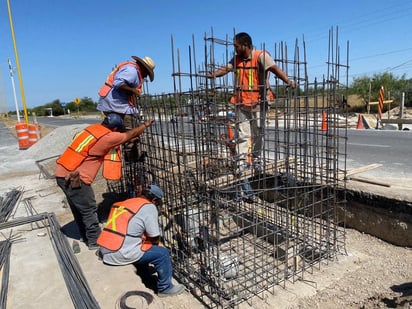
[230, 50, 274, 107]
[98, 61, 143, 98]
[56, 124, 112, 171]
[56, 124, 122, 180]
[97, 198, 154, 252]
[102, 146, 122, 180]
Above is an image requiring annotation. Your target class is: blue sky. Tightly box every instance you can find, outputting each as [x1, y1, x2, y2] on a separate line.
[0, 0, 411, 111]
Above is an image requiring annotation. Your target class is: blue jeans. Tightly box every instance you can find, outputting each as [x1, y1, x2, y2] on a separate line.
[134, 245, 173, 293]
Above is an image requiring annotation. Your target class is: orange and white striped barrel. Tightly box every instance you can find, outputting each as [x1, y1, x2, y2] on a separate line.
[28, 123, 39, 146]
[15, 122, 30, 150]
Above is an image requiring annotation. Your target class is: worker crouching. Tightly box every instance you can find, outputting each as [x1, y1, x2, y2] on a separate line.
[97, 184, 185, 297]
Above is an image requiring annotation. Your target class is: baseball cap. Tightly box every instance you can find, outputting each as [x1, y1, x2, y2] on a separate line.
[147, 184, 163, 199]
[102, 113, 126, 131]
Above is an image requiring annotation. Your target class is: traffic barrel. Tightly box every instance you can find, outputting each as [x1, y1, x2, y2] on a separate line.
[28, 123, 39, 146]
[15, 122, 30, 150]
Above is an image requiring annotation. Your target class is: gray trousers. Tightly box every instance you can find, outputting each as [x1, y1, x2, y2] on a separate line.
[236, 104, 266, 160]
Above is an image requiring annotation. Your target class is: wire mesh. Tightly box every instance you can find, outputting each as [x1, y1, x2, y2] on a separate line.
[108, 27, 348, 308]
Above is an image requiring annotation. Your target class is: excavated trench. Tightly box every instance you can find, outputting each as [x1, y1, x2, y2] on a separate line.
[339, 187, 412, 247]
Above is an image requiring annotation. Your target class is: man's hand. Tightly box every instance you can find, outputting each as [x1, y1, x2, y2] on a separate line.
[287, 80, 297, 89]
[132, 87, 142, 96]
[144, 119, 154, 128]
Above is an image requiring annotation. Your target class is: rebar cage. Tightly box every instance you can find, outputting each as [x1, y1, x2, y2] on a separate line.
[108, 28, 349, 308]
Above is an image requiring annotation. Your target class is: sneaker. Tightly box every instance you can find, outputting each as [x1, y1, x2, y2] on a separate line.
[95, 249, 103, 260]
[158, 284, 185, 297]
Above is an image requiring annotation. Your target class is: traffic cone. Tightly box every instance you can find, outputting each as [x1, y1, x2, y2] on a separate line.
[228, 123, 234, 140]
[356, 114, 364, 129]
[321, 111, 328, 131]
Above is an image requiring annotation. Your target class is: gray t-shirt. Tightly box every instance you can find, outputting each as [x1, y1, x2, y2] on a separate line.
[101, 203, 160, 265]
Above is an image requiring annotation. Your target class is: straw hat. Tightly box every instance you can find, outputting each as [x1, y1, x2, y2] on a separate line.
[132, 56, 155, 82]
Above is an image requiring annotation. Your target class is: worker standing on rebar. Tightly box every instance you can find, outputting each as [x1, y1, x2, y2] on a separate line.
[207, 32, 296, 171]
[55, 114, 154, 250]
[97, 55, 155, 129]
[97, 184, 185, 297]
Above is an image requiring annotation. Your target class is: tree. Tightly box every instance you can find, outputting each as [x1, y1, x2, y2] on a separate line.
[349, 72, 409, 104]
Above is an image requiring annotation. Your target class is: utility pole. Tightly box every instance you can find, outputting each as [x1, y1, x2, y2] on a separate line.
[7, 0, 28, 124]
[367, 82, 371, 114]
[0, 65, 9, 118]
[8, 58, 20, 122]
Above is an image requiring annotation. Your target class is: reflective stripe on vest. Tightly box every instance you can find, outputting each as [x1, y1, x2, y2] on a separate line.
[56, 124, 111, 171]
[97, 198, 153, 252]
[230, 50, 274, 106]
[102, 146, 122, 180]
[98, 61, 143, 98]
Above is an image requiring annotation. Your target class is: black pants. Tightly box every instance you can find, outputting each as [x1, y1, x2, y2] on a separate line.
[56, 177, 101, 246]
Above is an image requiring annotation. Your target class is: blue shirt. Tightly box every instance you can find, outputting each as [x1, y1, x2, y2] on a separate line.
[97, 64, 141, 115]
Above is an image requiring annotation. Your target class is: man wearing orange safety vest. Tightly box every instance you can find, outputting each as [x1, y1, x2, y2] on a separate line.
[97, 184, 185, 297]
[97, 55, 155, 162]
[208, 32, 297, 171]
[97, 55, 155, 130]
[55, 113, 154, 250]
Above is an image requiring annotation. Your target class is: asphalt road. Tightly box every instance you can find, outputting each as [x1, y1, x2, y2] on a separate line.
[346, 129, 412, 178]
[18, 115, 412, 180]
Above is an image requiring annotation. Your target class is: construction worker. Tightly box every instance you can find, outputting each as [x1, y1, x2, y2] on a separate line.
[97, 184, 185, 297]
[97, 55, 155, 130]
[208, 32, 296, 170]
[55, 113, 154, 250]
[97, 55, 155, 161]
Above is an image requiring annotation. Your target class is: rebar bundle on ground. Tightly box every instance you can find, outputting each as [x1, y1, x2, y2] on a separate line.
[109, 28, 349, 308]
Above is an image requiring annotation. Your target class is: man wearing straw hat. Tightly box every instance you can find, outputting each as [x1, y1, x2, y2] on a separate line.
[97, 55, 155, 161]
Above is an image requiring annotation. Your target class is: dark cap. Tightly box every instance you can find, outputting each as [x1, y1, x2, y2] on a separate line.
[146, 184, 163, 199]
[102, 113, 125, 131]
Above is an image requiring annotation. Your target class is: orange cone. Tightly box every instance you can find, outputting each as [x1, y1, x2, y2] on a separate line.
[356, 114, 364, 129]
[228, 123, 234, 140]
[321, 111, 328, 131]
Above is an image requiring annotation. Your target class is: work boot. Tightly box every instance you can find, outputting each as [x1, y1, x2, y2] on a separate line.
[158, 284, 185, 297]
[88, 243, 100, 251]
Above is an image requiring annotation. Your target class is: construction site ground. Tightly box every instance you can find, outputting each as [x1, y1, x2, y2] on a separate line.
[0, 115, 411, 309]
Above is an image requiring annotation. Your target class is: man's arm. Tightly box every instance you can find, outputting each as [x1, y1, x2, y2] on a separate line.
[207, 65, 231, 79]
[118, 84, 142, 96]
[123, 119, 154, 141]
[268, 64, 297, 88]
